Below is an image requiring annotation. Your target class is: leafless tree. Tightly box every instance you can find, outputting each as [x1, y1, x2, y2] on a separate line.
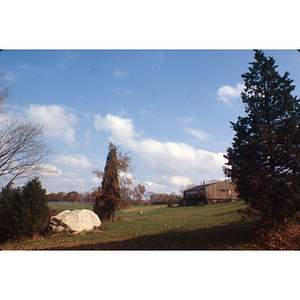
[0, 67, 54, 185]
[0, 68, 10, 114]
[132, 184, 146, 204]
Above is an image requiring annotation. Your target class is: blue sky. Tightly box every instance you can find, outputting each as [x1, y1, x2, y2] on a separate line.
[1, 50, 300, 194]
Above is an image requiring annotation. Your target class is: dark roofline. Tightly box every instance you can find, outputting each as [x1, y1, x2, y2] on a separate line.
[183, 181, 234, 192]
[183, 182, 217, 192]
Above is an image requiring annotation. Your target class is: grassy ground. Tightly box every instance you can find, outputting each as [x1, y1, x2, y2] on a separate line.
[49, 203, 93, 213]
[1, 201, 256, 250]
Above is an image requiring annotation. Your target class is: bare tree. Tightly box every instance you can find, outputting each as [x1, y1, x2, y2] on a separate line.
[0, 67, 54, 185]
[0, 68, 10, 114]
[132, 184, 146, 205]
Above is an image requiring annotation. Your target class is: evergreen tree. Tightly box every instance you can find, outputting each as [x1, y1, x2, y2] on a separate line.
[0, 184, 28, 241]
[22, 177, 49, 235]
[224, 50, 300, 226]
[93, 143, 122, 222]
[0, 177, 49, 242]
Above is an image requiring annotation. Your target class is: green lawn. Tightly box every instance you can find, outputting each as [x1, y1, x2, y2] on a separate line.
[49, 203, 93, 212]
[1, 201, 255, 250]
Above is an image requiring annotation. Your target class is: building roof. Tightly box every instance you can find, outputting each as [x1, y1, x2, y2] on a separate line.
[183, 181, 235, 192]
[183, 182, 218, 192]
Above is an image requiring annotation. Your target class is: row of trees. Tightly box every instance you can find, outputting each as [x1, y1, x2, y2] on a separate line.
[46, 189, 185, 205]
[149, 193, 182, 205]
[46, 191, 94, 203]
[46, 185, 148, 204]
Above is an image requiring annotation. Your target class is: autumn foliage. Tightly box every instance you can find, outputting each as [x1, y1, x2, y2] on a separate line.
[93, 143, 133, 222]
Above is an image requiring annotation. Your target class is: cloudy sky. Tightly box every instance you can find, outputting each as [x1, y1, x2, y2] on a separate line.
[1, 50, 300, 194]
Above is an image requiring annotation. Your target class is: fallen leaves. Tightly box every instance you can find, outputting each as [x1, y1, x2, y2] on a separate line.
[251, 218, 300, 250]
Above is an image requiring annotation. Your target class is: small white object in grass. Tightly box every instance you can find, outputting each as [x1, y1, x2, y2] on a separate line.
[139, 211, 143, 214]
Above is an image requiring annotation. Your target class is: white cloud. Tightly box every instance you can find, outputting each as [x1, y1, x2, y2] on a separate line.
[64, 172, 79, 178]
[91, 176, 101, 184]
[25, 105, 78, 145]
[113, 68, 128, 77]
[143, 181, 166, 194]
[94, 113, 139, 144]
[185, 127, 212, 141]
[18, 64, 32, 71]
[119, 171, 134, 181]
[170, 176, 192, 187]
[41, 175, 93, 193]
[38, 164, 63, 177]
[94, 113, 226, 193]
[142, 176, 192, 194]
[217, 83, 244, 107]
[54, 153, 93, 169]
[40, 169, 99, 193]
[130, 138, 225, 177]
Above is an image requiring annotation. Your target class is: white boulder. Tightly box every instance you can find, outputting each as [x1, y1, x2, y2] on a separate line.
[50, 209, 101, 234]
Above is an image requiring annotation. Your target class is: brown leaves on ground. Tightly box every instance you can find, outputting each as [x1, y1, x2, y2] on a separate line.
[250, 218, 300, 250]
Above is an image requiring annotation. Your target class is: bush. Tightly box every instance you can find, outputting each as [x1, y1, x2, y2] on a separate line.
[167, 199, 174, 207]
[93, 201, 108, 222]
[178, 198, 185, 206]
[0, 177, 49, 243]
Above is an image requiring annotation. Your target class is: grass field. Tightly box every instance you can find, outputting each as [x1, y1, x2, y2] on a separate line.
[1, 201, 256, 250]
[49, 203, 93, 212]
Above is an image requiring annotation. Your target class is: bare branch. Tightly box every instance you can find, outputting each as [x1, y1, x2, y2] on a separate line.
[0, 66, 55, 185]
[0, 68, 10, 115]
[0, 119, 54, 184]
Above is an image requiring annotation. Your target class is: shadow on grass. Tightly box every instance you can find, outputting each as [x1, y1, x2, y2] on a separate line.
[44, 219, 254, 250]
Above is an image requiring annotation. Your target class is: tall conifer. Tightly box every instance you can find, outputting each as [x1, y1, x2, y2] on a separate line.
[224, 50, 300, 225]
[93, 142, 121, 222]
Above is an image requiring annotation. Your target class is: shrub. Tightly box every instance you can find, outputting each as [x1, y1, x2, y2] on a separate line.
[0, 177, 49, 243]
[167, 199, 174, 207]
[178, 198, 185, 206]
[93, 200, 111, 222]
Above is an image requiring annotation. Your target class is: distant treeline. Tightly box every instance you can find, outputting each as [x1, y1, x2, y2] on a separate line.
[46, 191, 93, 203]
[46, 191, 183, 205]
[148, 193, 182, 205]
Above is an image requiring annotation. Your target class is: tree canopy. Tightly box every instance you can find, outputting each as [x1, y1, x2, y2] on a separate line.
[0, 177, 49, 242]
[224, 50, 300, 225]
[93, 142, 133, 221]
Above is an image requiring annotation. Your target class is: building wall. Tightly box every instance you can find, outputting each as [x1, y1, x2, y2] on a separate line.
[206, 181, 238, 202]
[184, 181, 238, 205]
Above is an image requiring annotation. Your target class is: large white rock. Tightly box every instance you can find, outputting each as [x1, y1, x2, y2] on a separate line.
[50, 209, 101, 234]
